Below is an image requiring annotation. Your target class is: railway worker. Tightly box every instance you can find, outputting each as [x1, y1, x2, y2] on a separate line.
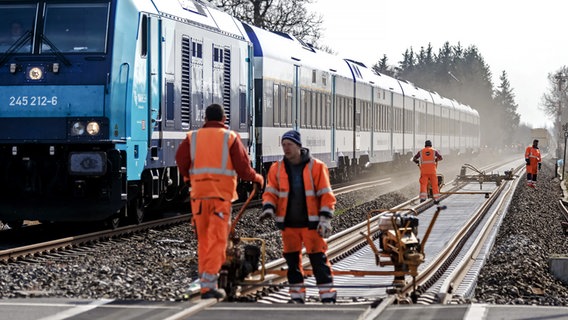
[175, 103, 264, 300]
[260, 130, 337, 304]
[412, 140, 443, 203]
[525, 139, 542, 188]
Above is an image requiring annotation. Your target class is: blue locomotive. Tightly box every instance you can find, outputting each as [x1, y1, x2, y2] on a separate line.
[0, 0, 479, 228]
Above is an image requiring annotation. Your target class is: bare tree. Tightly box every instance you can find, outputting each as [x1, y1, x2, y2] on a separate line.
[541, 66, 568, 156]
[540, 66, 568, 121]
[207, 0, 323, 45]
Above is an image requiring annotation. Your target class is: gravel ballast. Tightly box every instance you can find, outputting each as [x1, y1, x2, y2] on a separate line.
[1, 157, 567, 306]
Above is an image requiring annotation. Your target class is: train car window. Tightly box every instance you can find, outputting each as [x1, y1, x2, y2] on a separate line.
[368, 102, 372, 131]
[300, 90, 306, 128]
[365, 102, 371, 131]
[355, 103, 361, 130]
[393, 108, 398, 133]
[213, 47, 223, 62]
[316, 92, 321, 129]
[191, 40, 205, 127]
[322, 94, 326, 129]
[345, 99, 353, 130]
[325, 94, 332, 129]
[286, 86, 293, 126]
[399, 108, 403, 133]
[341, 99, 345, 130]
[359, 102, 364, 131]
[307, 91, 313, 128]
[337, 97, 342, 130]
[140, 15, 148, 57]
[322, 93, 326, 129]
[42, 3, 109, 53]
[379, 104, 383, 131]
[166, 81, 175, 123]
[314, 91, 318, 128]
[280, 85, 287, 126]
[212, 45, 224, 109]
[343, 98, 348, 130]
[319, 92, 324, 129]
[345, 98, 350, 129]
[273, 84, 280, 126]
[384, 104, 388, 132]
[374, 103, 379, 131]
[192, 42, 202, 58]
[239, 90, 246, 127]
[0, 4, 36, 54]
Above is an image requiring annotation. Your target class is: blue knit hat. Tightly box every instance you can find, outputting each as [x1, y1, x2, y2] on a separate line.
[282, 130, 301, 146]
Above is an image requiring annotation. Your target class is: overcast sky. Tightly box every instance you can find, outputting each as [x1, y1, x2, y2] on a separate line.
[308, 0, 566, 129]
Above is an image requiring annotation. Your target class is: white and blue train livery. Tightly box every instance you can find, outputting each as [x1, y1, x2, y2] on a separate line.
[0, 0, 480, 227]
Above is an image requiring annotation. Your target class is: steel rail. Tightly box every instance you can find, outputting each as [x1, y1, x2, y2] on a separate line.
[0, 215, 190, 263]
[397, 163, 524, 301]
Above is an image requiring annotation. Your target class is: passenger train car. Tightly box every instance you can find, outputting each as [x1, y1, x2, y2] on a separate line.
[0, 0, 479, 228]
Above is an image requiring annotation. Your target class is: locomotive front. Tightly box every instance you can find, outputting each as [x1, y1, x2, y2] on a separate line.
[0, 1, 124, 226]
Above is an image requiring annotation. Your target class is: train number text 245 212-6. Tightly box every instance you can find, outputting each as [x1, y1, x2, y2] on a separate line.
[9, 96, 58, 107]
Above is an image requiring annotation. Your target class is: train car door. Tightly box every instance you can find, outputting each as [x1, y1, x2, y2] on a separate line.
[331, 75, 337, 162]
[147, 16, 161, 154]
[293, 64, 300, 130]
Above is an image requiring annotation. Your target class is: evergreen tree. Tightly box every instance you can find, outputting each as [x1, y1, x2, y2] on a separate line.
[394, 42, 498, 147]
[371, 55, 393, 76]
[494, 71, 520, 146]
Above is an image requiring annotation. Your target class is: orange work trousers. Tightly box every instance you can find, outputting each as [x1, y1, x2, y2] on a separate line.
[526, 163, 538, 175]
[419, 173, 440, 201]
[191, 198, 231, 276]
[282, 227, 328, 254]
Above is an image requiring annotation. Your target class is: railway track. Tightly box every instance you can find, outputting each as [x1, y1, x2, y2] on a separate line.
[0, 215, 190, 263]
[226, 159, 523, 309]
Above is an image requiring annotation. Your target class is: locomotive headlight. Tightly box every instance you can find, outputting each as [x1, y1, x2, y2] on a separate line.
[71, 122, 85, 136]
[27, 66, 44, 80]
[86, 122, 100, 135]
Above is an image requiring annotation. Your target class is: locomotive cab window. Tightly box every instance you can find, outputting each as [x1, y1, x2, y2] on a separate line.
[0, 4, 36, 53]
[42, 3, 109, 53]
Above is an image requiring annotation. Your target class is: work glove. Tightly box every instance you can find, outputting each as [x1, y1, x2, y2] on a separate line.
[259, 207, 274, 222]
[525, 158, 530, 166]
[253, 173, 264, 189]
[317, 216, 332, 238]
[538, 162, 542, 170]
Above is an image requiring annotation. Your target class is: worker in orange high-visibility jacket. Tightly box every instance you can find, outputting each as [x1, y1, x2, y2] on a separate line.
[175, 104, 264, 301]
[260, 130, 337, 304]
[412, 140, 443, 203]
[525, 139, 542, 188]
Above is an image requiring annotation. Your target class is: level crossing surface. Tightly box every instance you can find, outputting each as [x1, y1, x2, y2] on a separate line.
[1, 298, 567, 320]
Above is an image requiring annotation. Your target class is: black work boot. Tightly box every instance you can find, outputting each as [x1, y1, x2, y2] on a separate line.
[201, 288, 226, 300]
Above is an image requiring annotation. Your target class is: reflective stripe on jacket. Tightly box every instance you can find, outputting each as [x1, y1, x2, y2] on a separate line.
[525, 146, 541, 165]
[262, 158, 336, 230]
[188, 128, 238, 201]
[418, 147, 440, 175]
